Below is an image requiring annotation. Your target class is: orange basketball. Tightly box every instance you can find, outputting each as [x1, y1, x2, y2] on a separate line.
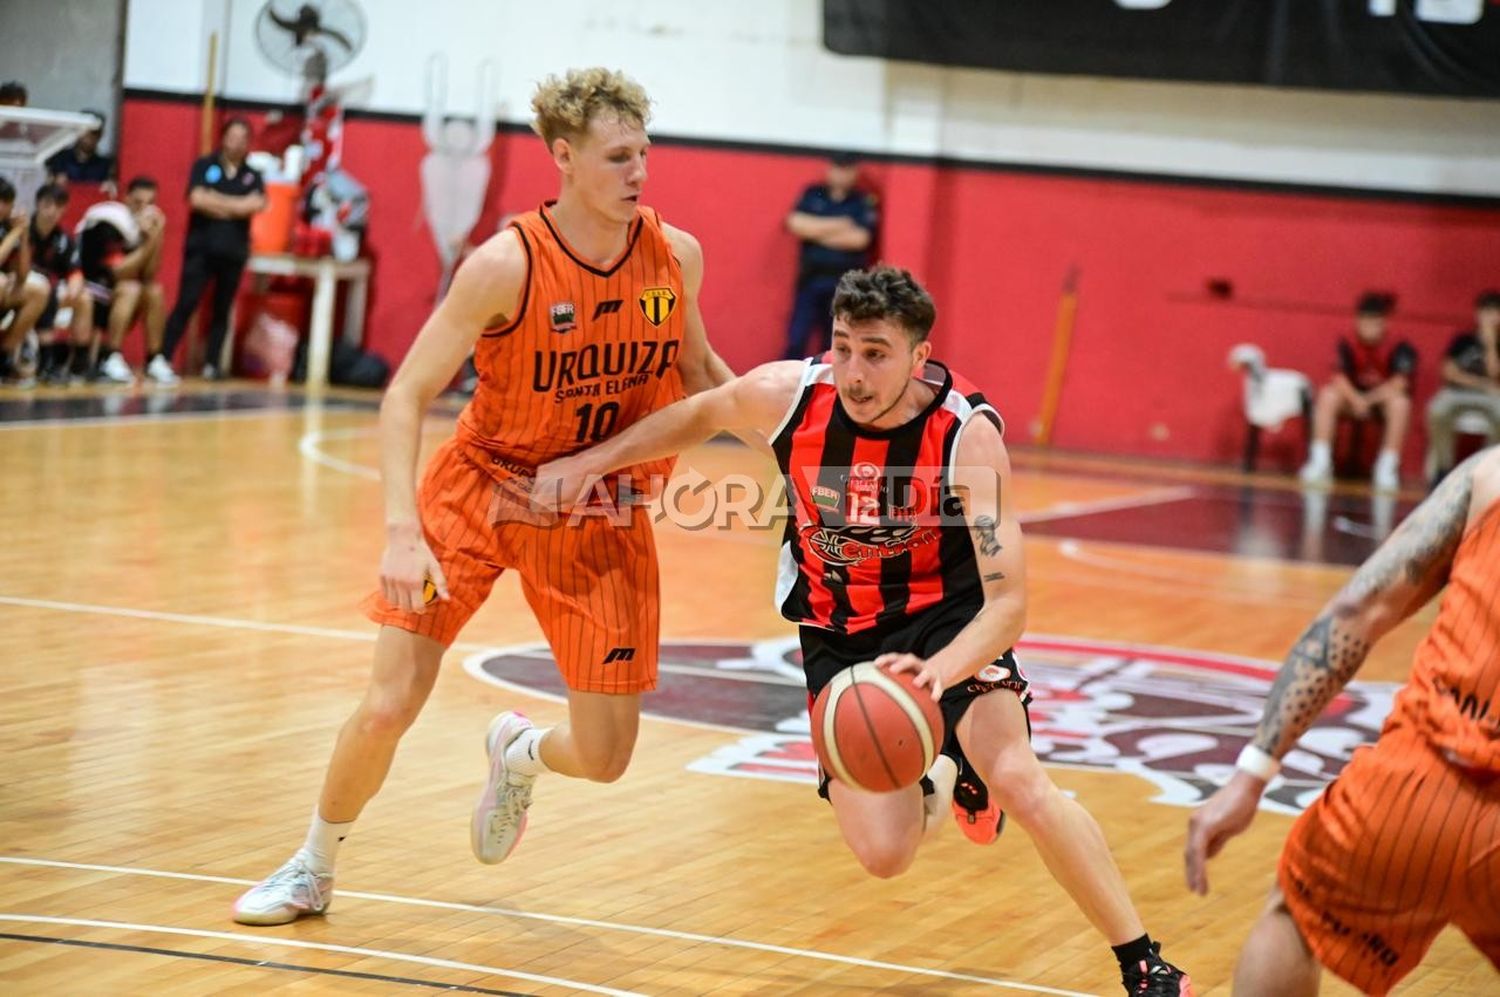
[811, 662, 945, 792]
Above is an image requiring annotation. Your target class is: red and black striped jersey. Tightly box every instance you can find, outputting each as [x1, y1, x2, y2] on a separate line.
[770, 359, 1002, 635]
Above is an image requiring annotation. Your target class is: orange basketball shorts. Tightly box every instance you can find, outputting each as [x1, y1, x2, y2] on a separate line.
[362, 436, 661, 694]
[1278, 714, 1500, 994]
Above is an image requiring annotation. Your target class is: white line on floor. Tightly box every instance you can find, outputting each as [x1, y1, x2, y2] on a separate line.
[0, 859, 1090, 995]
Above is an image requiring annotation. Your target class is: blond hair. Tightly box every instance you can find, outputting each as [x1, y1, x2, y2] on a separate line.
[531, 68, 652, 149]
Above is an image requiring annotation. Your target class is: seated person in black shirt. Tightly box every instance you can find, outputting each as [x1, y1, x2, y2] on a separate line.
[1425, 289, 1500, 484]
[0, 177, 50, 385]
[782, 152, 877, 359]
[77, 177, 172, 384]
[46, 110, 117, 195]
[26, 184, 90, 383]
[1298, 292, 1416, 493]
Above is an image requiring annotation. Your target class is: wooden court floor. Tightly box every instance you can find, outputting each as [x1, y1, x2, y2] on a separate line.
[1, 385, 1494, 995]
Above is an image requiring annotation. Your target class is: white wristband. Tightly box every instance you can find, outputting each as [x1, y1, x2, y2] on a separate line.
[1236, 744, 1281, 782]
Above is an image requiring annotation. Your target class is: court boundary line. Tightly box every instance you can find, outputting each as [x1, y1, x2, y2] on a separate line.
[0, 914, 639, 996]
[0, 405, 353, 432]
[0, 861, 1091, 995]
[0, 930, 528, 996]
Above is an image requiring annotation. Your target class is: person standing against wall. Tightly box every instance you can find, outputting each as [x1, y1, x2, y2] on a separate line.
[159, 118, 266, 380]
[782, 152, 877, 360]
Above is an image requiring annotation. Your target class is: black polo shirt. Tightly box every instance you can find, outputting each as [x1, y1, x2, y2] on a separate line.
[184, 154, 264, 258]
[46, 146, 116, 184]
[793, 184, 878, 282]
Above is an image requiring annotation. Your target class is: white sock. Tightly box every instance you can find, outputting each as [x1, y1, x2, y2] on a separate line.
[922, 755, 957, 836]
[299, 811, 353, 874]
[1308, 441, 1331, 468]
[1375, 449, 1399, 473]
[504, 727, 552, 777]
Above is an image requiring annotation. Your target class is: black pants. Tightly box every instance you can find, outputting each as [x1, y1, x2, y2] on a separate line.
[162, 250, 247, 369]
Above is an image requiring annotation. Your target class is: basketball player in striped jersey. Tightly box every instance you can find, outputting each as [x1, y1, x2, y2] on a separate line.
[535, 267, 1192, 994]
[1187, 446, 1500, 994]
[232, 68, 736, 925]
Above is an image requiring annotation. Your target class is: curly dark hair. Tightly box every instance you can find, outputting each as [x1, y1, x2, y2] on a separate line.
[831, 265, 936, 343]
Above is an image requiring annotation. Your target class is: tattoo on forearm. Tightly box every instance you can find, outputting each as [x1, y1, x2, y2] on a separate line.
[973, 515, 1002, 557]
[1255, 454, 1479, 758]
[1255, 615, 1371, 757]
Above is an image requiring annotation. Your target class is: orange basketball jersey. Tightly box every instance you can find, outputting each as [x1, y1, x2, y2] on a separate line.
[1396, 497, 1500, 772]
[457, 201, 687, 480]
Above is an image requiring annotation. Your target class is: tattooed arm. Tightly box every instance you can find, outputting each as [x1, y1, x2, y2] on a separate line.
[1186, 448, 1492, 894]
[1254, 451, 1480, 758]
[880, 415, 1027, 699]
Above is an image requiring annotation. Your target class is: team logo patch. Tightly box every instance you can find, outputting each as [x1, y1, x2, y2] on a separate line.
[800, 523, 937, 565]
[810, 485, 840, 510]
[638, 286, 678, 326]
[976, 663, 1010, 683]
[465, 634, 1400, 815]
[549, 301, 577, 333]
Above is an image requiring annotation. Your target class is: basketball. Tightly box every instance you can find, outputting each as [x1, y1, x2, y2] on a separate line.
[811, 662, 945, 793]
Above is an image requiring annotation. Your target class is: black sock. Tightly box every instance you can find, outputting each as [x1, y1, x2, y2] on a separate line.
[1113, 933, 1154, 968]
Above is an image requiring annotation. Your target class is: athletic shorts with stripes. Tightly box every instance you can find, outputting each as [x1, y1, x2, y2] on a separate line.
[362, 434, 661, 694]
[1278, 714, 1500, 995]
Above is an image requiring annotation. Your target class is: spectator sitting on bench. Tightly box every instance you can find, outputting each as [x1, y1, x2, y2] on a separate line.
[76, 177, 173, 384]
[1299, 291, 1415, 493]
[1425, 289, 1500, 485]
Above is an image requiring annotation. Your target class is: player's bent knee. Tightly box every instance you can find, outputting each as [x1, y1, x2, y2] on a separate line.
[979, 747, 1052, 819]
[355, 698, 423, 740]
[852, 840, 915, 879]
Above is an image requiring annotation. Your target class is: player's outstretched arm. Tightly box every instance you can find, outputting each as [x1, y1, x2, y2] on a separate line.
[1186, 446, 1497, 895]
[663, 223, 735, 395]
[533, 361, 803, 512]
[375, 230, 523, 613]
[882, 415, 1026, 699]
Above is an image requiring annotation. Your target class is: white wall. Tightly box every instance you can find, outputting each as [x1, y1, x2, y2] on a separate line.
[1, 0, 127, 151]
[122, 0, 1500, 196]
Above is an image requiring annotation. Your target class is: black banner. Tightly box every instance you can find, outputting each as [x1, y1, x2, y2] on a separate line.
[823, 1, 1500, 98]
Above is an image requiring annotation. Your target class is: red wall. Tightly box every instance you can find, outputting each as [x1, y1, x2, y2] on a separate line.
[119, 94, 1500, 472]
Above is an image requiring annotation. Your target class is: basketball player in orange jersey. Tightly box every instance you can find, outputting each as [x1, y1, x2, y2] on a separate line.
[232, 68, 736, 925]
[534, 266, 1192, 995]
[1186, 446, 1500, 994]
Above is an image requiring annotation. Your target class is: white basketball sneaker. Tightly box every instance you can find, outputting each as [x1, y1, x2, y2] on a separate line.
[232, 852, 334, 925]
[145, 354, 180, 385]
[98, 351, 134, 384]
[471, 711, 537, 865]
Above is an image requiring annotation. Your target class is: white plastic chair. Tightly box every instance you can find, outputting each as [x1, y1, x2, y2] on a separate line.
[1229, 344, 1312, 471]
